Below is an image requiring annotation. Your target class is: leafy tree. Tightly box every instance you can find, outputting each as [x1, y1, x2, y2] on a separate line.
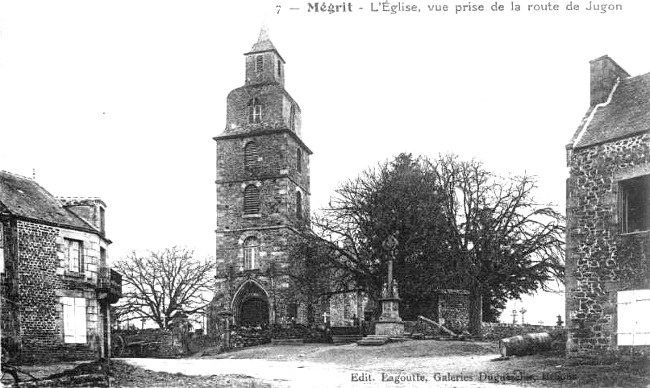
[112, 247, 215, 329]
[296, 153, 564, 333]
[301, 154, 450, 318]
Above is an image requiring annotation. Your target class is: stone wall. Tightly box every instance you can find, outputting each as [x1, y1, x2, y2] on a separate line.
[438, 290, 470, 333]
[328, 291, 367, 327]
[566, 132, 650, 355]
[481, 323, 561, 341]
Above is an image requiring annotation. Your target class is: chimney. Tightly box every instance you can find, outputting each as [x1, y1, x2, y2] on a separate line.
[57, 197, 107, 235]
[590, 55, 629, 106]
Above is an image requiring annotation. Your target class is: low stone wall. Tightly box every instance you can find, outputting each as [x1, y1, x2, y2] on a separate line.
[481, 323, 563, 341]
[230, 326, 271, 348]
[404, 320, 446, 337]
[273, 324, 329, 342]
[112, 329, 185, 358]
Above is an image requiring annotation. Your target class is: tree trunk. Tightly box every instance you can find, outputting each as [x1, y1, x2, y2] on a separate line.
[468, 288, 483, 337]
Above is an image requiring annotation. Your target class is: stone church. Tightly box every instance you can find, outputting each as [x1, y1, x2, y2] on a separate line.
[207, 27, 325, 331]
[206, 27, 469, 335]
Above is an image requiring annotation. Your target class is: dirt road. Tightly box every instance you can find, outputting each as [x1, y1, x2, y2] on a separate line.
[121, 341, 588, 387]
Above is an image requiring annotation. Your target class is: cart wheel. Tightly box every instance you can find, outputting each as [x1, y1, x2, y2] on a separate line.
[112, 335, 125, 357]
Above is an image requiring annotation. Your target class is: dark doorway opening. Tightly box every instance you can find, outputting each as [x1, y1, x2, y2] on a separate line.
[239, 297, 269, 326]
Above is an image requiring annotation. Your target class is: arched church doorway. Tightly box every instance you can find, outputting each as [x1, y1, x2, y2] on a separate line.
[232, 280, 270, 326]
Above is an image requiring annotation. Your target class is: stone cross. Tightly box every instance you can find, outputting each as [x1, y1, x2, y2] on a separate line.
[511, 309, 518, 324]
[519, 307, 527, 324]
[382, 233, 399, 297]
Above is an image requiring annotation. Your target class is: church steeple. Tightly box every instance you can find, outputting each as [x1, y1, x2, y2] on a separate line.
[244, 25, 285, 86]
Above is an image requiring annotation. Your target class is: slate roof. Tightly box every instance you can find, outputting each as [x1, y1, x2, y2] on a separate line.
[0, 170, 96, 232]
[245, 25, 285, 62]
[573, 71, 650, 149]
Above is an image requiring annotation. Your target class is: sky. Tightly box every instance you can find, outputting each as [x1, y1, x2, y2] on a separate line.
[1, 0, 648, 325]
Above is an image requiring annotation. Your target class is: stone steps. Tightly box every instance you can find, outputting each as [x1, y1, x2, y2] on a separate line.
[357, 335, 390, 346]
[271, 338, 305, 345]
[331, 335, 362, 345]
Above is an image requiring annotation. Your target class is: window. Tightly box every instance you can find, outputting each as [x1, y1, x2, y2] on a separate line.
[619, 175, 650, 233]
[277, 60, 282, 77]
[296, 148, 302, 173]
[256, 55, 263, 73]
[99, 207, 105, 234]
[244, 142, 258, 169]
[100, 247, 107, 267]
[243, 237, 259, 270]
[289, 104, 296, 132]
[296, 191, 303, 219]
[244, 185, 260, 215]
[65, 239, 84, 273]
[248, 98, 262, 124]
[62, 297, 87, 343]
[618, 290, 650, 346]
[287, 303, 298, 319]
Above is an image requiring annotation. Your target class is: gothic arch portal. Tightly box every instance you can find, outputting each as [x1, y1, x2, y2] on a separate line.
[231, 280, 270, 326]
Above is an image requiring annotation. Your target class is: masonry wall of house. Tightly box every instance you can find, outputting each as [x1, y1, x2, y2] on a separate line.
[1, 218, 20, 354]
[566, 131, 650, 355]
[1, 218, 108, 362]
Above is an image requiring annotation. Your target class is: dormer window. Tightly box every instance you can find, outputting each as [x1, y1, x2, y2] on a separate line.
[256, 55, 263, 73]
[248, 98, 262, 124]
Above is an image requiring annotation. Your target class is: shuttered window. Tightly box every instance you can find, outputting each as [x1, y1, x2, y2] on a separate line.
[65, 239, 83, 273]
[244, 142, 258, 169]
[248, 98, 262, 124]
[62, 297, 87, 343]
[244, 185, 260, 215]
[256, 55, 263, 73]
[296, 191, 303, 219]
[243, 237, 259, 270]
[618, 289, 650, 346]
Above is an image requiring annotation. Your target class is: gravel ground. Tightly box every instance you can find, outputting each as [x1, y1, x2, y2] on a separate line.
[3, 340, 648, 388]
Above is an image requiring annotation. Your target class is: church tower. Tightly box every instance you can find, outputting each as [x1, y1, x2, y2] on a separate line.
[210, 27, 312, 328]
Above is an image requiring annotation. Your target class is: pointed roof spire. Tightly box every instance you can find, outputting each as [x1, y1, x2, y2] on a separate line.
[248, 22, 281, 58]
[258, 21, 270, 43]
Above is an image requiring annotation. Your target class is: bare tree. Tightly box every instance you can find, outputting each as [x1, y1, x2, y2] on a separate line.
[112, 247, 215, 329]
[429, 155, 565, 334]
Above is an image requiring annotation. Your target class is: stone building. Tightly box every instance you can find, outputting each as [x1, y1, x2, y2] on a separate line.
[565, 55, 650, 356]
[209, 27, 325, 330]
[0, 171, 121, 362]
